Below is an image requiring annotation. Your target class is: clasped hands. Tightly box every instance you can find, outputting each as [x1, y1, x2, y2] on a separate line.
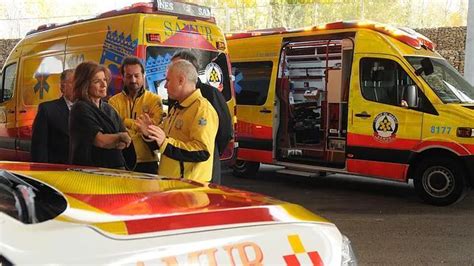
[135, 113, 166, 146]
[115, 132, 132, 150]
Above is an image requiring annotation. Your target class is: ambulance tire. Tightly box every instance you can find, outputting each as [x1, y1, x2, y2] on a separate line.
[232, 160, 260, 178]
[413, 157, 468, 206]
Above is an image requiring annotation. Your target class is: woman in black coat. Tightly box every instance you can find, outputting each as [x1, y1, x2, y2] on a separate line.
[69, 61, 131, 169]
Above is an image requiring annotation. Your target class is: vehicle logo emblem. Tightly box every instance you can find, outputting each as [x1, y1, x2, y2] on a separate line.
[204, 62, 223, 91]
[373, 112, 398, 143]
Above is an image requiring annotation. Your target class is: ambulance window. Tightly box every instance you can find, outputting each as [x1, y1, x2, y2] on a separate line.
[145, 47, 232, 102]
[232, 62, 273, 105]
[360, 58, 417, 107]
[1, 63, 16, 102]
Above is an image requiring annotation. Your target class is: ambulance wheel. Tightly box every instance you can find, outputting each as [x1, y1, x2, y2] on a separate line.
[413, 157, 468, 206]
[232, 160, 259, 178]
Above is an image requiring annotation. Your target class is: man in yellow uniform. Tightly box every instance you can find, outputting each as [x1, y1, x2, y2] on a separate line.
[109, 56, 163, 173]
[137, 60, 218, 182]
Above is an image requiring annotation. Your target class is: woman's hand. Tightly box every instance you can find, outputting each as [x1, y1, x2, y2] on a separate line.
[118, 132, 132, 147]
[94, 132, 130, 149]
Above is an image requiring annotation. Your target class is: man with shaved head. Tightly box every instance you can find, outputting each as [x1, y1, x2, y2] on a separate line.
[136, 60, 218, 182]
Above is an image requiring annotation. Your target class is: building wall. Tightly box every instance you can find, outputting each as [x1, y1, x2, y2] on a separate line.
[0, 27, 468, 74]
[0, 39, 20, 71]
[416, 26, 466, 74]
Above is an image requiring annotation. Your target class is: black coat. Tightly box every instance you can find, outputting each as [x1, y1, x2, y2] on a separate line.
[31, 97, 70, 164]
[197, 81, 233, 156]
[69, 100, 126, 168]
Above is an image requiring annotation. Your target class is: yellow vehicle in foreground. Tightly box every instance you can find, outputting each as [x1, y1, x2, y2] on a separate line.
[0, 0, 236, 162]
[227, 21, 474, 205]
[0, 161, 357, 265]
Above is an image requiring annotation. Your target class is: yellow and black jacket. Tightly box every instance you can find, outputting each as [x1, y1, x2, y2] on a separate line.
[159, 89, 218, 182]
[109, 88, 163, 164]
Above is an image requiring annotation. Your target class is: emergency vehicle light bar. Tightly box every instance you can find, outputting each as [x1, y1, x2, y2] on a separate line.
[27, 1, 215, 35]
[226, 20, 435, 51]
[153, 0, 212, 19]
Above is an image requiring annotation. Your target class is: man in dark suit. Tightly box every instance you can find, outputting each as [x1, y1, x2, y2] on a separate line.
[31, 69, 74, 164]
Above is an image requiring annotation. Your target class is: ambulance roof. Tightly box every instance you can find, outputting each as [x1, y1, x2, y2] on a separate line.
[26, 1, 216, 36]
[226, 20, 435, 51]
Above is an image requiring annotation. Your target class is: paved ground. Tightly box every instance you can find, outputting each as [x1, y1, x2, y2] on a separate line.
[221, 165, 474, 266]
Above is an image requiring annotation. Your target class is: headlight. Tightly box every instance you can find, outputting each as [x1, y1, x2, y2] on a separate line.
[341, 234, 357, 266]
[456, 127, 474, 138]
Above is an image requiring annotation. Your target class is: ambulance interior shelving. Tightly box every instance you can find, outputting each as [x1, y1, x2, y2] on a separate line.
[278, 38, 353, 167]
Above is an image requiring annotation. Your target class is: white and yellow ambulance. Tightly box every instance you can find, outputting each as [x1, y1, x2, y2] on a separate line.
[0, 0, 236, 162]
[0, 161, 357, 265]
[227, 21, 474, 205]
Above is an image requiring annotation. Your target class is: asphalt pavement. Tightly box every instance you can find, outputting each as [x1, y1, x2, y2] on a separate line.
[221, 164, 474, 265]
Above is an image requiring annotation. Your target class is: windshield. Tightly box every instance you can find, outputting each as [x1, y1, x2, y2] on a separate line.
[406, 57, 474, 104]
[0, 170, 66, 223]
[145, 47, 232, 105]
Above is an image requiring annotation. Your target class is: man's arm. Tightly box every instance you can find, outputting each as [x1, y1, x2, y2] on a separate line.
[149, 94, 164, 126]
[31, 103, 49, 162]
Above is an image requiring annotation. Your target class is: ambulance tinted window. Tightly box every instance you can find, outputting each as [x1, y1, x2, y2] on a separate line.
[1, 63, 16, 102]
[360, 58, 417, 107]
[145, 47, 232, 102]
[232, 62, 273, 105]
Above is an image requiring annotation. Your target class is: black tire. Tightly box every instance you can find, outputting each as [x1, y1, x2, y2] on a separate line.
[413, 157, 468, 206]
[232, 160, 260, 178]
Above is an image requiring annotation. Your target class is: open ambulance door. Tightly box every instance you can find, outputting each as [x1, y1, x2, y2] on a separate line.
[275, 36, 354, 169]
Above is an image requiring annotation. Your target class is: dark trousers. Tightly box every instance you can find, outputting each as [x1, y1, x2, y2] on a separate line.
[134, 161, 158, 174]
[211, 145, 221, 184]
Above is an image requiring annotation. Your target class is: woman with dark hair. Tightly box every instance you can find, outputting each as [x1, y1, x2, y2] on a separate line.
[69, 61, 131, 169]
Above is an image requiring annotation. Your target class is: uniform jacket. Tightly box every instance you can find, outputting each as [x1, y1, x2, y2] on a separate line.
[109, 88, 163, 164]
[170, 81, 233, 155]
[159, 89, 218, 182]
[31, 97, 70, 164]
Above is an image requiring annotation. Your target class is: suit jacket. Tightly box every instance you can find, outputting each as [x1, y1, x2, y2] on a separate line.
[31, 97, 70, 164]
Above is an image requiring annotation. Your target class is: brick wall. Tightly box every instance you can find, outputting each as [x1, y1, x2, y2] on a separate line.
[0, 39, 20, 71]
[416, 26, 466, 74]
[0, 27, 468, 73]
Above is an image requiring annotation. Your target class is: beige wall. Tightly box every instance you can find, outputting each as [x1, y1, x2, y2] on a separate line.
[0, 27, 467, 73]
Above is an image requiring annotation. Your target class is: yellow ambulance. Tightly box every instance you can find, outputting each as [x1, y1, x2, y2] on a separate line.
[227, 21, 474, 205]
[0, 1, 236, 162]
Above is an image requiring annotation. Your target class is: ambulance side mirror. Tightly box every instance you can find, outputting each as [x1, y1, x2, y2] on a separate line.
[406, 85, 419, 108]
